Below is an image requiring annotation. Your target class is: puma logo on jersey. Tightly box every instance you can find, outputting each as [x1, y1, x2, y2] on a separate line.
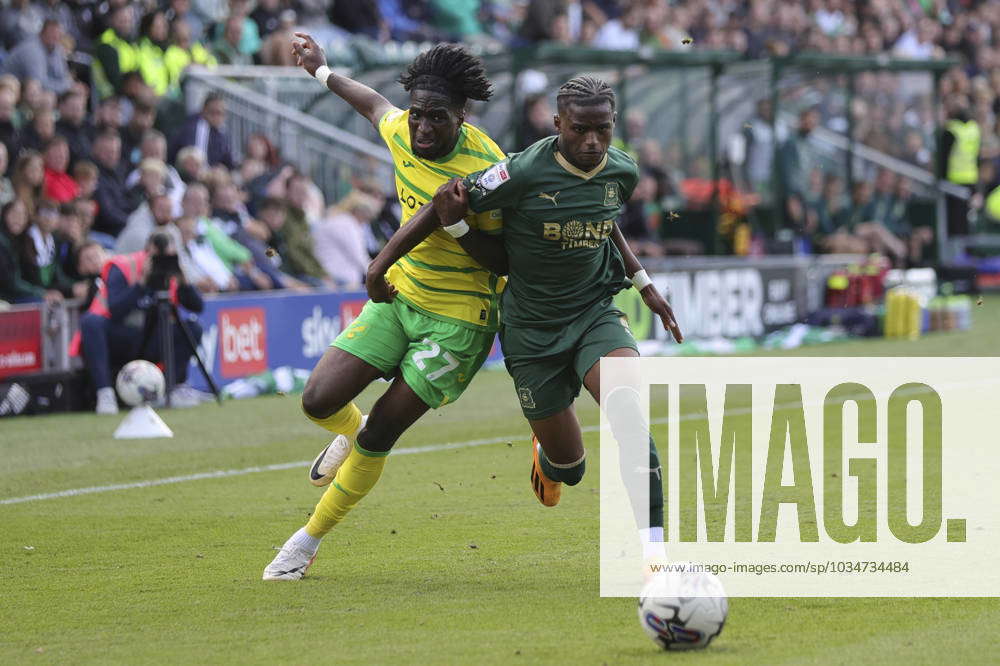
[402, 160, 415, 168]
[538, 191, 560, 205]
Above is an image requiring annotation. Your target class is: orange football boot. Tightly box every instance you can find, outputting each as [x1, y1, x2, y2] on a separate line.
[530, 435, 561, 507]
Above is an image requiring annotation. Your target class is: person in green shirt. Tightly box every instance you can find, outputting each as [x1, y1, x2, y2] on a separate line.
[368, 76, 683, 568]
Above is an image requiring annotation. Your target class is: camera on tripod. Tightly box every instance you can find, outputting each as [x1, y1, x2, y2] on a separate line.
[146, 234, 183, 293]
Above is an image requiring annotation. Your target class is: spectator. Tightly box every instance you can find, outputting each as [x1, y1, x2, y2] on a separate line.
[428, 0, 482, 39]
[164, 18, 218, 92]
[212, 14, 253, 66]
[733, 100, 779, 202]
[39, 0, 81, 48]
[843, 180, 908, 264]
[125, 130, 185, 214]
[12, 150, 44, 213]
[71, 241, 108, 309]
[618, 172, 664, 257]
[121, 101, 157, 168]
[176, 145, 207, 183]
[165, 0, 205, 43]
[779, 107, 823, 216]
[91, 95, 123, 136]
[592, 3, 642, 50]
[55, 90, 92, 165]
[170, 93, 234, 169]
[0, 142, 12, 206]
[238, 196, 309, 290]
[94, 5, 139, 99]
[312, 190, 381, 287]
[173, 213, 241, 292]
[54, 202, 85, 280]
[20, 106, 57, 153]
[3, 19, 72, 95]
[519, 94, 555, 150]
[0, 0, 43, 51]
[136, 10, 172, 98]
[42, 135, 78, 203]
[328, 0, 388, 42]
[250, 0, 283, 38]
[21, 199, 74, 297]
[92, 128, 137, 238]
[275, 172, 330, 283]
[77, 231, 205, 414]
[212, 0, 262, 58]
[115, 191, 179, 255]
[0, 87, 21, 160]
[259, 10, 298, 66]
[0, 198, 60, 304]
[940, 105, 980, 236]
[72, 161, 98, 200]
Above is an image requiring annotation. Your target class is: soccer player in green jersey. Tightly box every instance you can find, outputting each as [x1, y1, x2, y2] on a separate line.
[370, 75, 683, 564]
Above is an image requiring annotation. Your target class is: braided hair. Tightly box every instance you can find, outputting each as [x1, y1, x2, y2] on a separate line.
[398, 44, 493, 108]
[556, 76, 616, 113]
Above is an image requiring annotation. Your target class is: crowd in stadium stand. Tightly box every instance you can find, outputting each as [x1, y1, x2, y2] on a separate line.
[1, 0, 999, 309]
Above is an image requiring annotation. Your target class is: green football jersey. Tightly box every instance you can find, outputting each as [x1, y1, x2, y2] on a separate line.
[463, 136, 639, 327]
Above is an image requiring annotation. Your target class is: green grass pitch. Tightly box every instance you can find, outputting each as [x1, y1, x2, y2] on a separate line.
[3, 303, 1000, 664]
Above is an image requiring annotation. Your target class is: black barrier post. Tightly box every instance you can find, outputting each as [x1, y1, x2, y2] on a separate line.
[770, 58, 783, 233]
[708, 62, 721, 255]
[932, 68, 947, 263]
[157, 294, 174, 408]
[846, 70, 856, 197]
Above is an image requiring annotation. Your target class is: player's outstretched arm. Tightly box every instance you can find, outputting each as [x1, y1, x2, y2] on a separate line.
[364, 203, 441, 302]
[433, 179, 508, 275]
[610, 224, 683, 343]
[292, 32, 393, 129]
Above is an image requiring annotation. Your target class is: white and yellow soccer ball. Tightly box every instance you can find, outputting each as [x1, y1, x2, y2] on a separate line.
[637, 564, 728, 650]
[115, 360, 166, 407]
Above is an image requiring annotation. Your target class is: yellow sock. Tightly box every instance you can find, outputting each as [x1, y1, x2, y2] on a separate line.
[305, 444, 387, 538]
[305, 401, 363, 436]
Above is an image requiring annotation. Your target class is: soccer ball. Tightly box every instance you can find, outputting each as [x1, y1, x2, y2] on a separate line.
[637, 564, 728, 650]
[115, 360, 166, 407]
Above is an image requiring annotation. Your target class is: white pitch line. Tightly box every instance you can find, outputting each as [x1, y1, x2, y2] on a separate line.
[0, 414, 670, 506]
[0, 430, 567, 506]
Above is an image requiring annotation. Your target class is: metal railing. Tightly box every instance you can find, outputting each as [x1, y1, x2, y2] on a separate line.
[182, 67, 393, 203]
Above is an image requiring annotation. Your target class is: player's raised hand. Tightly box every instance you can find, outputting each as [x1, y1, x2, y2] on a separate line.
[292, 32, 326, 76]
[432, 178, 469, 225]
[365, 262, 397, 303]
[640, 284, 683, 343]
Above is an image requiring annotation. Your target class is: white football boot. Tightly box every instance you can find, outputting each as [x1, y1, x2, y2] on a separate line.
[307, 415, 368, 487]
[262, 533, 318, 581]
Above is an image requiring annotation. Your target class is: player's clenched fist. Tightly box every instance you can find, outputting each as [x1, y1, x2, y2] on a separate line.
[432, 178, 469, 226]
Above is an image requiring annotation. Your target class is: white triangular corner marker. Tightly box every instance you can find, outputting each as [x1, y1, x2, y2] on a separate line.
[114, 405, 174, 439]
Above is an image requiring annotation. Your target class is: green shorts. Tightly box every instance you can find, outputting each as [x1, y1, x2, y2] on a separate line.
[500, 298, 638, 420]
[332, 298, 495, 409]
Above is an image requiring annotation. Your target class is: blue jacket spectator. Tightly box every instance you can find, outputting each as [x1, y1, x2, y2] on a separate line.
[169, 94, 234, 169]
[92, 128, 138, 238]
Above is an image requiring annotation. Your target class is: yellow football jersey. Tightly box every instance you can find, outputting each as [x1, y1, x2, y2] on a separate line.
[378, 107, 505, 330]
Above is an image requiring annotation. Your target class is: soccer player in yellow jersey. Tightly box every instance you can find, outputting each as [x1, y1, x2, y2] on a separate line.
[264, 35, 504, 580]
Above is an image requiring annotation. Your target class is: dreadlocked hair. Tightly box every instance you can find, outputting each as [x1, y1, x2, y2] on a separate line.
[556, 76, 616, 113]
[397, 44, 493, 107]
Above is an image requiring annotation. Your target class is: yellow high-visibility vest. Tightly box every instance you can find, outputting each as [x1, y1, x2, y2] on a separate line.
[93, 28, 139, 98]
[946, 119, 980, 185]
[137, 38, 170, 97]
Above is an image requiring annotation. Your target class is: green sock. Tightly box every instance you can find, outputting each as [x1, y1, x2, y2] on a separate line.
[538, 446, 586, 486]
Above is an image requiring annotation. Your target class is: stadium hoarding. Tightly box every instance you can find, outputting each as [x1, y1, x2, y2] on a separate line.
[186, 290, 503, 392]
[599, 356, 1000, 597]
[617, 255, 859, 343]
[0, 307, 43, 378]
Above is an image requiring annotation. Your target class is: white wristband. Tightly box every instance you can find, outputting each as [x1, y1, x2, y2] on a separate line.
[314, 65, 332, 85]
[631, 269, 652, 291]
[442, 220, 470, 238]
